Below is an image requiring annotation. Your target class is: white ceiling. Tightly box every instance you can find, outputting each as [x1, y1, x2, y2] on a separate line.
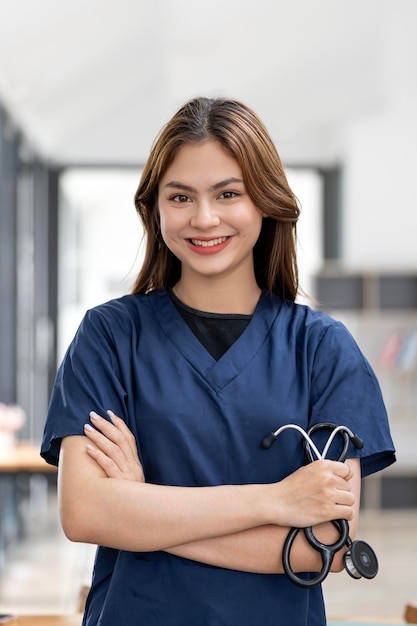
[0, 0, 394, 166]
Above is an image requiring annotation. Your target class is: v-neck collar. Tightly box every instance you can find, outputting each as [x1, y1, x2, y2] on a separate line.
[150, 288, 281, 392]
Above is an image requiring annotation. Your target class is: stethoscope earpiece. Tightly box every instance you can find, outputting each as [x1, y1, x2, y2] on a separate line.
[344, 539, 379, 580]
[261, 433, 278, 449]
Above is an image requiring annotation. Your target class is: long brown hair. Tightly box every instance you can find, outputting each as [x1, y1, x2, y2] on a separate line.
[133, 97, 300, 300]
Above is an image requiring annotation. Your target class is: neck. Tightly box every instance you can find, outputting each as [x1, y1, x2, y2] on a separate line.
[172, 275, 262, 315]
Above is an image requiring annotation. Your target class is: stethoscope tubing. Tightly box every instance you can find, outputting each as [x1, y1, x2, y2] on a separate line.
[268, 422, 357, 462]
[264, 422, 361, 588]
[283, 519, 350, 588]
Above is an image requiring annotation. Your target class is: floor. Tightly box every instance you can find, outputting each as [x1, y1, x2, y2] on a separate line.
[0, 491, 95, 616]
[0, 494, 416, 622]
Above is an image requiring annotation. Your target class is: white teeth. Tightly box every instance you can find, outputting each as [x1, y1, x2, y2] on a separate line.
[190, 237, 228, 247]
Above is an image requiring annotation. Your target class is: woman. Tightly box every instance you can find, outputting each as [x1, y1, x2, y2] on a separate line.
[42, 97, 395, 626]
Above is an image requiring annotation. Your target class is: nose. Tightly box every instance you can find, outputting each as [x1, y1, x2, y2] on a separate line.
[190, 200, 221, 229]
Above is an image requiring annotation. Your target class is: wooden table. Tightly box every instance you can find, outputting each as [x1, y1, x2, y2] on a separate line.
[0, 442, 56, 474]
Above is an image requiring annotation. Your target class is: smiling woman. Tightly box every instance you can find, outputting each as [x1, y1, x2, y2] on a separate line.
[41, 97, 395, 626]
[157, 140, 264, 311]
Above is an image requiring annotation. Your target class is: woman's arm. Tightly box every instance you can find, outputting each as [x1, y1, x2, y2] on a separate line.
[59, 411, 356, 564]
[81, 413, 361, 574]
[166, 458, 361, 574]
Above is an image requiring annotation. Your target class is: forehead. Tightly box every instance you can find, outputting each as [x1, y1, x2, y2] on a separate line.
[160, 140, 242, 185]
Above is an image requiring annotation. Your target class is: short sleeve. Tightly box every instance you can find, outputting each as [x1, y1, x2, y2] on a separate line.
[309, 320, 396, 478]
[41, 307, 129, 466]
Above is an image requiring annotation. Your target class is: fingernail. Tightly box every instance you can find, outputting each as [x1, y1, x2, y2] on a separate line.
[84, 423, 94, 432]
[86, 443, 95, 451]
[107, 410, 115, 421]
[90, 411, 100, 421]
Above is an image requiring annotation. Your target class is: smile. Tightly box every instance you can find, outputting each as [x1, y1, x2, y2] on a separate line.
[190, 237, 229, 247]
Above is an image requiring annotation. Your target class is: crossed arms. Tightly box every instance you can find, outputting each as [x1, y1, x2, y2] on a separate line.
[58, 410, 360, 575]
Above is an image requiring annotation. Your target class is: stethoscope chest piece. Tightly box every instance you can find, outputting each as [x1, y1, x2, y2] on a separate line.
[344, 539, 379, 580]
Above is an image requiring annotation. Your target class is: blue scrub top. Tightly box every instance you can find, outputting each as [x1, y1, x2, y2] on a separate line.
[41, 289, 395, 626]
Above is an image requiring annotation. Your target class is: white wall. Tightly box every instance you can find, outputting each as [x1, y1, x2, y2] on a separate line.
[343, 3, 417, 270]
[57, 169, 144, 360]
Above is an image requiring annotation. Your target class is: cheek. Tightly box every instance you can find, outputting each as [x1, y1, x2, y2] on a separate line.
[246, 214, 264, 248]
[158, 210, 174, 237]
[159, 214, 188, 254]
[242, 209, 264, 237]
[159, 207, 187, 234]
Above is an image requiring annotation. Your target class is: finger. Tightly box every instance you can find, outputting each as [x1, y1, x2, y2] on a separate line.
[344, 461, 354, 482]
[86, 412, 145, 482]
[325, 460, 353, 483]
[84, 424, 142, 479]
[89, 412, 134, 460]
[107, 410, 140, 461]
[84, 422, 127, 469]
[90, 411, 137, 459]
[85, 443, 124, 479]
[90, 411, 120, 442]
[337, 504, 355, 521]
[103, 411, 142, 469]
[335, 487, 355, 506]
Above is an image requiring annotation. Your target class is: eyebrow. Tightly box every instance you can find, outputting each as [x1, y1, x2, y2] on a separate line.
[163, 177, 245, 193]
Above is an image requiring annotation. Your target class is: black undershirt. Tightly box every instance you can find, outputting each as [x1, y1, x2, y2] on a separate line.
[169, 290, 252, 361]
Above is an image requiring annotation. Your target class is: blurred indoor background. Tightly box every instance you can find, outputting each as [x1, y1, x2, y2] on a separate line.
[0, 0, 416, 621]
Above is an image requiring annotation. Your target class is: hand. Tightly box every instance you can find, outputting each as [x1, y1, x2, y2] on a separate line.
[273, 459, 355, 529]
[84, 411, 145, 482]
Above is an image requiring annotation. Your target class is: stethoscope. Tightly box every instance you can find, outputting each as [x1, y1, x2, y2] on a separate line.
[262, 422, 379, 588]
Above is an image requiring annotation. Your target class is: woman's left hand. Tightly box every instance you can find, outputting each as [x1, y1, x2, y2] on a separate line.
[84, 410, 145, 482]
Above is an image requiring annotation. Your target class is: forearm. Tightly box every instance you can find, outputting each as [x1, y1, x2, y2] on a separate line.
[167, 525, 287, 573]
[167, 459, 361, 574]
[64, 480, 272, 552]
[59, 437, 272, 552]
[166, 521, 351, 574]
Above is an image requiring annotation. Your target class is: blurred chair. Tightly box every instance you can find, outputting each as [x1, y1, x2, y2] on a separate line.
[405, 602, 417, 623]
[78, 584, 90, 613]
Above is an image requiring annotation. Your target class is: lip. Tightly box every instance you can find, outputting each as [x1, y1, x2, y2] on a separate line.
[186, 236, 232, 255]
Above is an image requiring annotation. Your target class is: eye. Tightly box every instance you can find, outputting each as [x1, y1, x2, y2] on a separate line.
[218, 190, 238, 200]
[170, 194, 191, 203]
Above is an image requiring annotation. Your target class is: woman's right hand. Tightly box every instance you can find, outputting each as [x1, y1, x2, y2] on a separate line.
[272, 459, 355, 529]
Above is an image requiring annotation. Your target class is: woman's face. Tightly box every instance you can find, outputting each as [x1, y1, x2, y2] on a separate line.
[157, 140, 264, 285]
